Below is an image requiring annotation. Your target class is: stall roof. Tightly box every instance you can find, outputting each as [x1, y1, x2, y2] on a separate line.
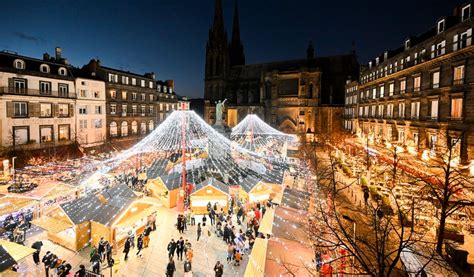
[244, 238, 268, 277]
[161, 172, 183, 191]
[0, 240, 35, 264]
[240, 175, 262, 193]
[262, 164, 287, 185]
[60, 183, 136, 226]
[0, 245, 16, 272]
[281, 188, 310, 211]
[193, 178, 229, 195]
[146, 159, 169, 180]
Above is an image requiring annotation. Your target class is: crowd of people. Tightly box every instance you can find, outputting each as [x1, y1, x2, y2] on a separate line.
[1, 210, 33, 244]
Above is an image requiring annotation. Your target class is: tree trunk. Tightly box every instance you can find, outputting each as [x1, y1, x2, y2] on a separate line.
[436, 204, 448, 254]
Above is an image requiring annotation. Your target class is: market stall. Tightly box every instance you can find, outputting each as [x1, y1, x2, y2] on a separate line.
[0, 196, 39, 224]
[145, 172, 181, 208]
[0, 239, 35, 270]
[0, 245, 16, 274]
[240, 175, 281, 203]
[244, 237, 268, 277]
[190, 178, 229, 214]
[258, 207, 275, 235]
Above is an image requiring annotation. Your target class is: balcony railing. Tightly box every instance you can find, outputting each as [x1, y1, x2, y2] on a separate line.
[453, 79, 464, 85]
[0, 87, 76, 98]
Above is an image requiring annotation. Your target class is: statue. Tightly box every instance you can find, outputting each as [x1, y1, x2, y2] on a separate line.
[215, 99, 227, 125]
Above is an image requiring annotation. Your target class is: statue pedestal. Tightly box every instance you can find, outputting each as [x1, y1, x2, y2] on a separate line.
[212, 122, 230, 137]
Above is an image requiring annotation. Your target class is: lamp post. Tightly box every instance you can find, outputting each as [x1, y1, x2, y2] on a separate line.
[342, 214, 356, 275]
[12, 157, 17, 183]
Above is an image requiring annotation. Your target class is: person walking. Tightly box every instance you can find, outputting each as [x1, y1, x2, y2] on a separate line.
[123, 237, 131, 261]
[98, 237, 107, 262]
[167, 239, 177, 258]
[105, 242, 113, 263]
[166, 257, 176, 277]
[226, 243, 234, 263]
[176, 237, 184, 261]
[41, 251, 53, 277]
[214, 261, 224, 277]
[197, 223, 202, 241]
[184, 257, 192, 277]
[202, 214, 207, 226]
[190, 210, 195, 226]
[143, 224, 152, 248]
[90, 249, 101, 274]
[186, 246, 193, 262]
[31, 241, 43, 265]
[75, 265, 86, 277]
[136, 234, 144, 258]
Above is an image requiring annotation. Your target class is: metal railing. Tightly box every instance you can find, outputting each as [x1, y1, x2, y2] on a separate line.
[0, 87, 76, 98]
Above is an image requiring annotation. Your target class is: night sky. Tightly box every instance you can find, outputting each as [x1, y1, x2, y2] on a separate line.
[2, 0, 462, 98]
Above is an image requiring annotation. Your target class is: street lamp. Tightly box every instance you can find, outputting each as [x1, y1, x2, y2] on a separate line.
[342, 214, 356, 275]
[12, 157, 17, 183]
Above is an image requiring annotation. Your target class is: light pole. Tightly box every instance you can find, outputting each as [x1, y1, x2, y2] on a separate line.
[12, 157, 17, 183]
[342, 214, 356, 275]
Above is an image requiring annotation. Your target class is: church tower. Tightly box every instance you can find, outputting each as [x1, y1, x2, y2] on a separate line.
[204, 0, 229, 102]
[229, 0, 245, 67]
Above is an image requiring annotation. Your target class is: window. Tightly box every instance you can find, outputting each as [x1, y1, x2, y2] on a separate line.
[122, 91, 127, 100]
[387, 127, 393, 141]
[148, 120, 154, 131]
[94, 119, 102, 128]
[149, 105, 154, 115]
[121, 104, 128, 116]
[121, 122, 128, 136]
[398, 102, 405, 118]
[108, 73, 118, 83]
[413, 76, 421, 92]
[413, 133, 419, 146]
[58, 125, 70, 141]
[95, 106, 102, 114]
[462, 4, 471, 21]
[131, 121, 138, 134]
[58, 83, 68, 97]
[132, 92, 137, 100]
[430, 99, 439, 119]
[40, 103, 52, 117]
[110, 90, 116, 99]
[78, 105, 88, 115]
[141, 93, 146, 101]
[371, 105, 376, 117]
[110, 104, 116, 115]
[432, 71, 440, 88]
[149, 94, 154, 101]
[166, 104, 169, 111]
[13, 79, 26, 94]
[14, 102, 28, 117]
[359, 107, 363, 117]
[405, 39, 410, 50]
[380, 86, 385, 98]
[141, 105, 146, 115]
[132, 105, 137, 114]
[93, 91, 100, 98]
[453, 65, 465, 85]
[79, 119, 87, 129]
[378, 104, 384, 118]
[400, 79, 406, 93]
[58, 67, 67, 76]
[157, 84, 161, 92]
[149, 81, 153, 89]
[58, 104, 69, 117]
[80, 89, 87, 97]
[451, 98, 463, 119]
[387, 103, 394, 118]
[411, 101, 420, 119]
[389, 83, 394, 96]
[141, 122, 147, 134]
[437, 19, 445, 33]
[13, 126, 29, 145]
[110, 122, 118, 137]
[170, 87, 173, 93]
[122, 76, 129, 85]
[132, 78, 136, 86]
[40, 81, 51, 94]
[398, 128, 405, 143]
[40, 126, 53, 143]
[13, 59, 25, 69]
[163, 86, 167, 93]
[140, 80, 145, 87]
[429, 134, 437, 151]
[40, 64, 50, 73]
[364, 106, 369, 117]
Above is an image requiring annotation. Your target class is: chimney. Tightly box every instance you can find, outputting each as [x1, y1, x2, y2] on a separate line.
[43, 53, 50, 61]
[165, 80, 174, 89]
[144, 72, 156, 79]
[55, 47, 62, 61]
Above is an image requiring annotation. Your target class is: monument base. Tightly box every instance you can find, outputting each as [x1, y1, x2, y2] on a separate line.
[212, 124, 230, 137]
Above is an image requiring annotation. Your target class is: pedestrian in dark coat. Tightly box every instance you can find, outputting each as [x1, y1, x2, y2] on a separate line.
[166, 257, 176, 277]
[31, 241, 43, 265]
[197, 223, 202, 241]
[123, 238, 131, 261]
[136, 234, 144, 258]
[41, 251, 53, 277]
[214, 261, 224, 277]
[176, 237, 184, 261]
[167, 239, 177, 258]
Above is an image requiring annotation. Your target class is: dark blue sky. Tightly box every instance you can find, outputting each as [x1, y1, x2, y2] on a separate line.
[2, 0, 462, 98]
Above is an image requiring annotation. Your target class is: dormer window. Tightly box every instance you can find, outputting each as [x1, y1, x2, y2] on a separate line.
[163, 86, 168, 93]
[14, 59, 25, 69]
[405, 39, 410, 50]
[369, 61, 372, 69]
[462, 4, 471, 21]
[58, 67, 67, 76]
[437, 19, 445, 34]
[40, 64, 50, 73]
[375, 57, 380, 66]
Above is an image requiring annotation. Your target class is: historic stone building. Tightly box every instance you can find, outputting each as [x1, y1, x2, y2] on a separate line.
[344, 1, 474, 163]
[81, 59, 177, 143]
[203, 0, 359, 135]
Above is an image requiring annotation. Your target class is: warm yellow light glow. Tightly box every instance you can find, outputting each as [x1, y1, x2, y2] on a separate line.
[469, 160, 474, 176]
[131, 207, 138, 212]
[421, 150, 430, 161]
[395, 146, 404, 153]
[407, 146, 417, 155]
[206, 189, 212, 194]
[449, 157, 459, 168]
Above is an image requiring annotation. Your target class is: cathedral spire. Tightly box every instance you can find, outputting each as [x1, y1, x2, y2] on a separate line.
[212, 0, 225, 37]
[229, 0, 245, 66]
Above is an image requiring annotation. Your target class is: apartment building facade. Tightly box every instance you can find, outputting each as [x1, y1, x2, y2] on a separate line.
[344, 2, 474, 164]
[0, 49, 77, 151]
[81, 59, 177, 142]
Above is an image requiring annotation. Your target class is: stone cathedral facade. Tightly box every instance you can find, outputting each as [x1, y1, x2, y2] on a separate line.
[203, 0, 359, 135]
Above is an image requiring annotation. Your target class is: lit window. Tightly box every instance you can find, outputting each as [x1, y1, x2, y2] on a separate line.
[140, 80, 145, 87]
[132, 78, 136, 86]
[122, 104, 127, 115]
[462, 4, 471, 21]
[453, 65, 465, 85]
[122, 91, 127, 100]
[380, 85, 385, 98]
[40, 103, 52, 117]
[389, 83, 394, 96]
[131, 121, 138, 134]
[410, 101, 420, 119]
[132, 92, 137, 100]
[110, 104, 116, 115]
[110, 90, 116, 99]
[413, 76, 421, 92]
[122, 76, 129, 85]
[398, 102, 405, 118]
[40, 126, 53, 142]
[121, 121, 128, 136]
[110, 122, 118, 137]
[58, 125, 70, 141]
[149, 81, 153, 89]
[437, 19, 445, 33]
[430, 99, 439, 119]
[432, 71, 440, 88]
[400, 79, 406, 93]
[451, 98, 463, 119]
[58, 104, 69, 117]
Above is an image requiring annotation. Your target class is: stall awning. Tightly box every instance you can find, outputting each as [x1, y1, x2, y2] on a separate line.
[32, 216, 73, 234]
[244, 238, 268, 277]
[272, 187, 284, 205]
[0, 245, 16, 272]
[0, 239, 35, 263]
[258, 208, 275, 235]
